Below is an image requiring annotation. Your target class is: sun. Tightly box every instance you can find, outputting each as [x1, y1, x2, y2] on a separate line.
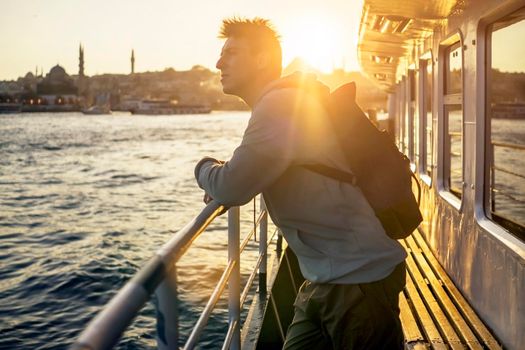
[281, 16, 346, 73]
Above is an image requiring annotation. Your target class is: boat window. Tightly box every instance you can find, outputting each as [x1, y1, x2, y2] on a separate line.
[410, 69, 419, 166]
[403, 77, 410, 155]
[445, 43, 462, 94]
[398, 77, 407, 152]
[444, 42, 463, 198]
[395, 85, 402, 149]
[445, 104, 463, 196]
[423, 58, 433, 176]
[487, 7, 525, 239]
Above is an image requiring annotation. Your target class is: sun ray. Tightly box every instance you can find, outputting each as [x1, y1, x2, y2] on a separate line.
[281, 15, 346, 73]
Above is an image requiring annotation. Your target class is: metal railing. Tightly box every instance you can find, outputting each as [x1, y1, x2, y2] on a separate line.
[71, 195, 275, 350]
[490, 141, 525, 231]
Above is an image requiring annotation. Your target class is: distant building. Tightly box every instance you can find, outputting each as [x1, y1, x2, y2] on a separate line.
[76, 44, 88, 98]
[79, 44, 85, 77]
[131, 49, 135, 74]
[0, 43, 254, 112]
[0, 80, 24, 105]
[20, 72, 39, 92]
[36, 65, 79, 107]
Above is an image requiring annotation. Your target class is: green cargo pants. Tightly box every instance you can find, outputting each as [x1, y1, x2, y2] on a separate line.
[282, 262, 406, 350]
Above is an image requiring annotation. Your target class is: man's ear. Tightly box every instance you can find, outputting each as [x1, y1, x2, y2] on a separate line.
[256, 52, 270, 70]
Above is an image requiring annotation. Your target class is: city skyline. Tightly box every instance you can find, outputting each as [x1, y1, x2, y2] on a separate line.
[0, 0, 364, 81]
[3, 0, 523, 81]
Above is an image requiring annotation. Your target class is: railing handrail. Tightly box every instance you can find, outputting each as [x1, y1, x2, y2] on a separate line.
[71, 201, 226, 350]
[72, 198, 272, 350]
[491, 140, 525, 150]
[489, 139, 525, 216]
[492, 165, 525, 180]
[157, 201, 226, 266]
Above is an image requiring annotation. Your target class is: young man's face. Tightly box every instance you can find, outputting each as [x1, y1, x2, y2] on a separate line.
[216, 36, 259, 97]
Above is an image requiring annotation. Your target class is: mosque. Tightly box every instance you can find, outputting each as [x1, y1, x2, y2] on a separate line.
[17, 45, 135, 111]
[35, 64, 79, 107]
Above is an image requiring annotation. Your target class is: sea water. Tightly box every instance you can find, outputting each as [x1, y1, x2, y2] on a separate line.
[0, 111, 266, 349]
[2, 111, 523, 349]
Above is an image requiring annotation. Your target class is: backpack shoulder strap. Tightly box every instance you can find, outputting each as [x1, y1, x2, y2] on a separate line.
[302, 164, 357, 185]
[300, 81, 359, 186]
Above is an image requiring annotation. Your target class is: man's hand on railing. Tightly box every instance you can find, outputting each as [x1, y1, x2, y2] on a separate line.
[204, 193, 229, 215]
[203, 192, 213, 204]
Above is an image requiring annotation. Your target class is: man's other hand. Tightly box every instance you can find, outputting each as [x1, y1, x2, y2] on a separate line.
[203, 192, 228, 215]
[203, 192, 213, 204]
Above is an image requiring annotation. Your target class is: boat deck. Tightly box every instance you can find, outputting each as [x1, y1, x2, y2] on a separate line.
[400, 230, 501, 350]
[243, 230, 503, 349]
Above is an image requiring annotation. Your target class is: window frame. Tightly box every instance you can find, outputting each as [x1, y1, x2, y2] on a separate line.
[482, 5, 525, 242]
[408, 68, 419, 168]
[419, 52, 434, 186]
[437, 32, 464, 210]
[473, 1, 525, 254]
[396, 76, 407, 152]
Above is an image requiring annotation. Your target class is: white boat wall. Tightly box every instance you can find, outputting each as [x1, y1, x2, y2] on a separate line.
[358, 0, 525, 348]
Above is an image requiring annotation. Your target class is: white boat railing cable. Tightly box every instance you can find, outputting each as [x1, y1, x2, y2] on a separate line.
[70, 196, 271, 350]
[183, 260, 237, 350]
[490, 141, 525, 220]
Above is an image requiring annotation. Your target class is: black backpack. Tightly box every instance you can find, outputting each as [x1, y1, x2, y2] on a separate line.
[262, 74, 422, 239]
[306, 82, 422, 239]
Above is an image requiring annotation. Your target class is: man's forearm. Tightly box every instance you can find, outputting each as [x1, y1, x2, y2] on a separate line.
[195, 147, 289, 207]
[194, 157, 222, 189]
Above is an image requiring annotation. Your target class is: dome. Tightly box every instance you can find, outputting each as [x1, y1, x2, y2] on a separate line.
[24, 72, 35, 79]
[49, 65, 67, 79]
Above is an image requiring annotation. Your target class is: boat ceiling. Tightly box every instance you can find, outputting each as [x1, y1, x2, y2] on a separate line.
[358, 0, 461, 92]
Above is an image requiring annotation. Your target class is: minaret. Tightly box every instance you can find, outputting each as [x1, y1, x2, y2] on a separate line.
[131, 49, 135, 74]
[79, 44, 85, 77]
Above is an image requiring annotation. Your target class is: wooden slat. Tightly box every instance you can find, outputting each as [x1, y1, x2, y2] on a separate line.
[406, 341, 431, 350]
[404, 235, 483, 350]
[404, 270, 447, 350]
[399, 292, 426, 345]
[410, 230, 502, 349]
[401, 240, 464, 350]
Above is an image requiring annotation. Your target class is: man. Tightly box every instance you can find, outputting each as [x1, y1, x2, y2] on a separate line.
[194, 17, 407, 349]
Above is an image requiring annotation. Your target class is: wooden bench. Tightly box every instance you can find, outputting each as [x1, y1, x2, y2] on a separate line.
[399, 229, 502, 350]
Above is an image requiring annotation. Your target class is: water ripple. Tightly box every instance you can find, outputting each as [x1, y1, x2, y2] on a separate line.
[0, 112, 251, 349]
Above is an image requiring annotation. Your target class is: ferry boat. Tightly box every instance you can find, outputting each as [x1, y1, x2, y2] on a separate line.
[131, 99, 211, 115]
[81, 105, 111, 115]
[71, 0, 524, 349]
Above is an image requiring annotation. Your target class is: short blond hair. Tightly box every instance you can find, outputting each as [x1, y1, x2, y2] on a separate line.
[219, 17, 282, 76]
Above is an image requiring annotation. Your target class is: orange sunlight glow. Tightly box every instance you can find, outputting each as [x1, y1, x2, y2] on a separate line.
[281, 16, 347, 73]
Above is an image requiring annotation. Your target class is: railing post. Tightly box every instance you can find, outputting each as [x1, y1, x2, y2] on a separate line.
[228, 207, 240, 350]
[490, 143, 496, 213]
[259, 196, 268, 294]
[155, 266, 179, 350]
[276, 231, 283, 257]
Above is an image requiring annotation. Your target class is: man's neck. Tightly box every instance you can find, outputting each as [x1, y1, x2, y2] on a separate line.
[243, 75, 279, 108]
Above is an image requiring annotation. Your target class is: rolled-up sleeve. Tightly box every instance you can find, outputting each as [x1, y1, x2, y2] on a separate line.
[195, 92, 296, 207]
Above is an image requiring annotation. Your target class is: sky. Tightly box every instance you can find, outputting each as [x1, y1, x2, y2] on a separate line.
[0, 0, 364, 80]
